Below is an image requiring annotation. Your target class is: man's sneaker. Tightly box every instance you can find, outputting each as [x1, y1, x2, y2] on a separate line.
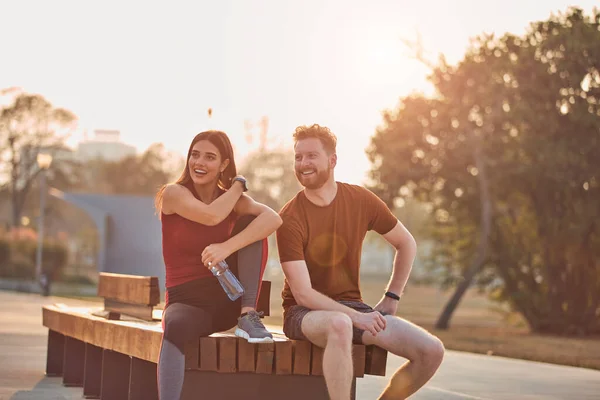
[235, 310, 274, 343]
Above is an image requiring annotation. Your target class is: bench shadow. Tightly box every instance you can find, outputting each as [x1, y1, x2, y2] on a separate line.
[9, 375, 82, 400]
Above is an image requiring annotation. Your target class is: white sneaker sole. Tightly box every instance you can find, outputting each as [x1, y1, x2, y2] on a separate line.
[235, 328, 274, 343]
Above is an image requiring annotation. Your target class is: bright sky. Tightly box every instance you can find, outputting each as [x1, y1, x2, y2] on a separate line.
[1, 1, 597, 184]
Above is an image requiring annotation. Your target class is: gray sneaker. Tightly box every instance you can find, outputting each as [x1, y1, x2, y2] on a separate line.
[235, 310, 274, 343]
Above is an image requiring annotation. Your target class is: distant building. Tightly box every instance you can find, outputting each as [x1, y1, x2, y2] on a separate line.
[76, 130, 136, 162]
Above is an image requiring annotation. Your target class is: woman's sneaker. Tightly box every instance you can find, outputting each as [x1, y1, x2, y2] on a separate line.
[235, 310, 274, 343]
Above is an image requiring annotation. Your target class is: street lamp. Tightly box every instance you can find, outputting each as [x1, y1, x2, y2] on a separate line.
[36, 152, 52, 296]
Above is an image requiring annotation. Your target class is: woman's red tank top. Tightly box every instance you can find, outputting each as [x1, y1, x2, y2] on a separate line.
[161, 185, 235, 288]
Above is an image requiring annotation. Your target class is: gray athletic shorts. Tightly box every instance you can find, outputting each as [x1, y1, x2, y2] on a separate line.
[283, 300, 388, 345]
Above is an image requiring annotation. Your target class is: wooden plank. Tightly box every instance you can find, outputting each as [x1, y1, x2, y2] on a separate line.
[218, 337, 237, 373]
[42, 305, 163, 363]
[199, 337, 218, 371]
[184, 339, 200, 369]
[100, 350, 131, 400]
[352, 344, 366, 377]
[256, 280, 271, 316]
[63, 336, 85, 386]
[292, 340, 311, 375]
[129, 357, 158, 400]
[83, 343, 103, 399]
[237, 338, 255, 372]
[46, 330, 64, 376]
[365, 345, 388, 376]
[97, 272, 160, 305]
[255, 342, 274, 374]
[274, 339, 293, 375]
[104, 299, 153, 321]
[311, 345, 324, 376]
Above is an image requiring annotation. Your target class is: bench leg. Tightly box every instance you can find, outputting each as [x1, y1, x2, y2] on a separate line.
[129, 357, 158, 400]
[181, 371, 352, 400]
[83, 343, 103, 399]
[46, 330, 64, 376]
[100, 350, 131, 400]
[63, 336, 85, 386]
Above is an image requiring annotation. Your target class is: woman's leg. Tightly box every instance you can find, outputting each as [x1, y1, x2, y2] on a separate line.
[229, 215, 269, 312]
[227, 215, 272, 343]
[158, 303, 214, 400]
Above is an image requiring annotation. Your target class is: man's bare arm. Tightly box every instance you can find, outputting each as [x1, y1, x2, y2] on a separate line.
[281, 260, 386, 335]
[381, 221, 417, 297]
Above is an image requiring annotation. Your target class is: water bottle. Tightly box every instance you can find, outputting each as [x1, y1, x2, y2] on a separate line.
[209, 260, 244, 301]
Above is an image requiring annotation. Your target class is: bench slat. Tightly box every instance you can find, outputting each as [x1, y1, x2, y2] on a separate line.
[218, 337, 237, 373]
[237, 339, 256, 372]
[311, 346, 324, 376]
[199, 337, 218, 371]
[352, 344, 366, 377]
[292, 341, 311, 375]
[274, 340, 293, 375]
[184, 339, 200, 369]
[104, 299, 154, 321]
[365, 345, 388, 376]
[98, 273, 160, 306]
[255, 343, 275, 374]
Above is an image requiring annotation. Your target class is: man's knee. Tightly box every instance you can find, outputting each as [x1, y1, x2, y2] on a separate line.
[326, 313, 353, 344]
[418, 334, 445, 367]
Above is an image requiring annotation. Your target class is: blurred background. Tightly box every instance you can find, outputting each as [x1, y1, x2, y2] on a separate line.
[0, 0, 598, 372]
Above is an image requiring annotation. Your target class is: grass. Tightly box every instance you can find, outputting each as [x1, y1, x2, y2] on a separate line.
[262, 272, 600, 371]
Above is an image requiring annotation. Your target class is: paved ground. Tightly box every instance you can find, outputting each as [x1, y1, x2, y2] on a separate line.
[1, 290, 599, 399]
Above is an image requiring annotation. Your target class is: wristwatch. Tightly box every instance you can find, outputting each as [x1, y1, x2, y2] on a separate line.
[233, 176, 248, 192]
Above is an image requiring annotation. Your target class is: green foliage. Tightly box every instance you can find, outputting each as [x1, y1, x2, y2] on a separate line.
[81, 143, 179, 196]
[37, 240, 69, 280]
[0, 237, 68, 281]
[0, 92, 77, 227]
[368, 7, 600, 334]
[239, 149, 302, 212]
[0, 237, 10, 266]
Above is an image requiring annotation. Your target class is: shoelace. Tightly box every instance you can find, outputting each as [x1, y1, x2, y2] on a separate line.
[248, 311, 266, 327]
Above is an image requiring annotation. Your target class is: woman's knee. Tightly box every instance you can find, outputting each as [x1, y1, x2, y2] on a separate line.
[326, 313, 353, 344]
[231, 215, 257, 235]
[163, 304, 212, 348]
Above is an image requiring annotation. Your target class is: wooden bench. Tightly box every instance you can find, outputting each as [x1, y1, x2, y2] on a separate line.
[42, 272, 388, 399]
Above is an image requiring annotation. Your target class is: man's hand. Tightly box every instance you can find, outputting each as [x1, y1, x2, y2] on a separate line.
[201, 242, 234, 268]
[350, 311, 387, 336]
[373, 296, 399, 316]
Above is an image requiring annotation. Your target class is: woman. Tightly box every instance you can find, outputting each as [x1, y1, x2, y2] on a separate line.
[154, 130, 282, 400]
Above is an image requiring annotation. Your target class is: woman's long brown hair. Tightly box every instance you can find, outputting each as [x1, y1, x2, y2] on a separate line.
[154, 130, 237, 218]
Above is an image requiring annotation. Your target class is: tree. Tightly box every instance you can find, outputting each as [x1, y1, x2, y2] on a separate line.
[0, 92, 77, 228]
[368, 7, 600, 334]
[82, 143, 182, 196]
[239, 148, 302, 212]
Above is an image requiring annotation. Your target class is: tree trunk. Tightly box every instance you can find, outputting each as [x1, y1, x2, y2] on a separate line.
[435, 135, 492, 330]
[9, 135, 21, 229]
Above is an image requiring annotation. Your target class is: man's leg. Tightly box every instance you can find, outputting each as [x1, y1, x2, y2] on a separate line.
[301, 311, 355, 400]
[362, 316, 444, 399]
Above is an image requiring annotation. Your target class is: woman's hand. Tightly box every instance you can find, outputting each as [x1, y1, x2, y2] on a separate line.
[201, 242, 234, 269]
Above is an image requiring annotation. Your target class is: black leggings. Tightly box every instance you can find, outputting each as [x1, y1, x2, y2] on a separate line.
[158, 215, 268, 399]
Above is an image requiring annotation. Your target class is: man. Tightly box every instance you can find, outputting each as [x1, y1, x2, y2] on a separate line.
[276, 124, 444, 400]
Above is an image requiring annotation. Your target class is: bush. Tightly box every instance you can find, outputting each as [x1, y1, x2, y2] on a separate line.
[0, 238, 10, 266]
[0, 237, 69, 281]
[30, 240, 69, 281]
